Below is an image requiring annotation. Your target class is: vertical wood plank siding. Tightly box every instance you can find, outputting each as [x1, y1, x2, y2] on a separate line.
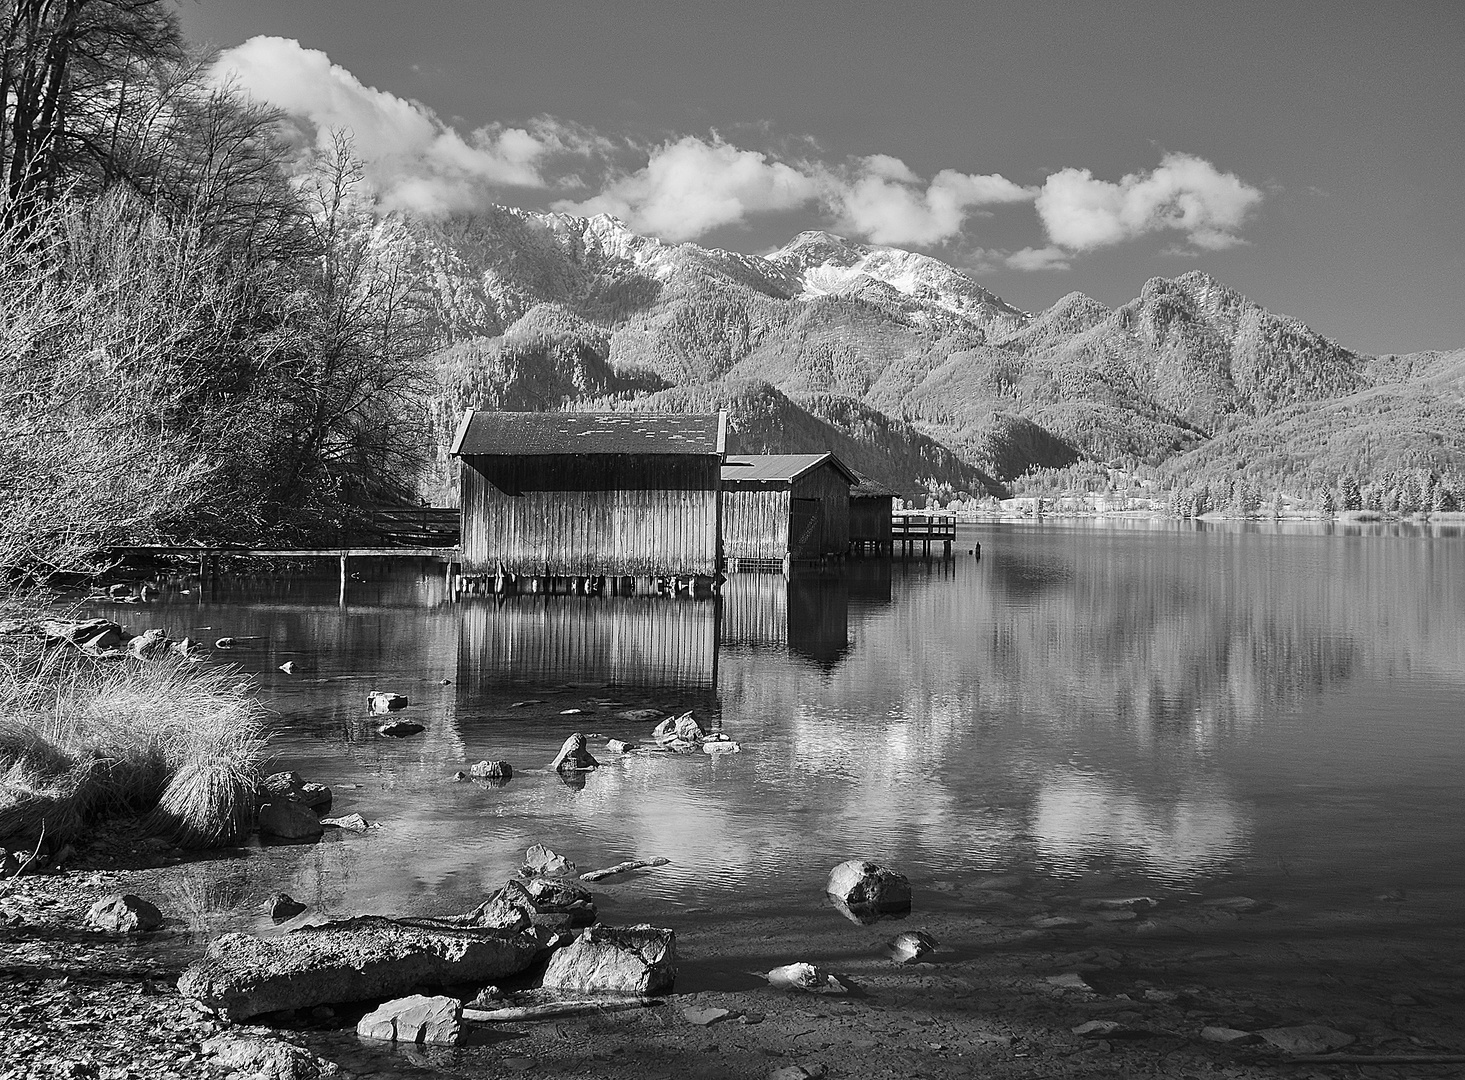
[848, 497, 893, 544]
[459, 454, 719, 576]
[791, 464, 851, 555]
[722, 461, 852, 560]
[457, 596, 717, 690]
[720, 488, 791, 561]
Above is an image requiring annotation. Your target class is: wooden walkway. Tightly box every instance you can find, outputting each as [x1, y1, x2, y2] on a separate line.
[892, 513, 957, 557]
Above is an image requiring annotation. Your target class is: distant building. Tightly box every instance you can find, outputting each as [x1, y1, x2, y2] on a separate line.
[721, 453, 858, 567]
[450, 410, 725, 579]
[848, 473, 896, 554]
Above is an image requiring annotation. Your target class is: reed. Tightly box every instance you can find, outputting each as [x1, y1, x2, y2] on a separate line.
[0, 634, 267, 850]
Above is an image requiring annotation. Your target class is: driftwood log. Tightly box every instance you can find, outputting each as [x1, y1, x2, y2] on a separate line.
[580, 858, 670, 882]
[463, 997, 660, 1022]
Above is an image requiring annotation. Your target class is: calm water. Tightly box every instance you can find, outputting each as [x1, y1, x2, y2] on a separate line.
[111, 520, 1465, 932]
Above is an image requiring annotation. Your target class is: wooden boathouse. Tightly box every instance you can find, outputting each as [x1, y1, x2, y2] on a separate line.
[450, 410, 726, 585]
[721, 453, 859, 570]
[848, 474, 896, 555]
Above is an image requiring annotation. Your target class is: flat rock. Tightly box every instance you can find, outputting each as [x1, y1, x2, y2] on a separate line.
[1257, 1024, 1355, 1054]
[682, 1005, 731, 1026]
[605, 739, 637, 754]
[86, 893, 162, 933]
[769, 1066, 826, 1080]
[202, 1033, 338, 1079]
[1079, 896, 1156, 911]
[378, 720, 425, 738]
[258, 801, 323, 840]
[1030, 915, 1089, 930]
[367, 692, 409, 713]
[357, 994, 462, 1046]
[1201, 1026, 1260, 1044]
[1073, 1019, 1149, 1038]
[1045, 972, 1093, 991]
[321, 814, 369, 832]
[1203, 896, 1267, 914]
[470, 760, 512, 779]
[540, 924, 676, 994]
[177, 916, 546, 1021]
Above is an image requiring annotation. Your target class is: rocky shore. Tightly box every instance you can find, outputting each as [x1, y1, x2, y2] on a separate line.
[5, 817, 1465, 1080]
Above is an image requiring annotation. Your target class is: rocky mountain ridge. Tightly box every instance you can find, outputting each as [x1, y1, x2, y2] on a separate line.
[403, 207, 1463, 502]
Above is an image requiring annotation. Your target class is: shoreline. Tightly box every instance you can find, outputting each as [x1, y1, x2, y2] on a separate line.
[5, 826, 1464, 1079]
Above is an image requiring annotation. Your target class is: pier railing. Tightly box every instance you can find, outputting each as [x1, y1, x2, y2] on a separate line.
[892, 513, 957, 557]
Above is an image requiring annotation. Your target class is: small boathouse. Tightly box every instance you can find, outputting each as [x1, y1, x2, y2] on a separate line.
[848, 473, 897, 555]
[451, 410, 726, 583]
[720, 453, 859, 569]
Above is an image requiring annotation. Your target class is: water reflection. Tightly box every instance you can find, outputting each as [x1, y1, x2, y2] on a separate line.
[90, 521, 1465, 921]
[456, 595, 719, 692]
[1029, 768, 1248, 882]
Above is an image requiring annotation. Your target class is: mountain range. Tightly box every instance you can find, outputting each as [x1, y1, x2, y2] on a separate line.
[399, 206, 1465, 502]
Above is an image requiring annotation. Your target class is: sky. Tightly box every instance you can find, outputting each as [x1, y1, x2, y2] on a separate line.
[176, 0, 1465, 354]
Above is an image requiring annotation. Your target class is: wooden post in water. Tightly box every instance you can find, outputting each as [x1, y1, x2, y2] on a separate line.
[339, 553, 348, 605]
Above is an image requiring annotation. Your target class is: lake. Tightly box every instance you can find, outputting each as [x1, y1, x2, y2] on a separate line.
[119, 519, 1465, 948]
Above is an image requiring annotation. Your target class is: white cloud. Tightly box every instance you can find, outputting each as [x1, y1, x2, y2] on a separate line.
[1035, 152, 1263, 253]
[1005, 245, 1072, 272]
[832, 157, 1036, 247]
[554, 136, 820, 241]
[211, 36, 585, 213]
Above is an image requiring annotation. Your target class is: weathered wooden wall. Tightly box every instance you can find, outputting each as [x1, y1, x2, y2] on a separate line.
[721, 488, 790, 562]
[790, 463, 851, 556]
[459, 455, 720, 576]
[849, 496, 893, 545]
[456, 595, 718, 690]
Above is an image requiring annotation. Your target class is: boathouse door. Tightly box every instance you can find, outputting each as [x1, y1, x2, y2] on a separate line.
[789, 498, 823, 559]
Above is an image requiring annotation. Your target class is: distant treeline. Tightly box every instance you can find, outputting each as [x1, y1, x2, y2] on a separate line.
[1, 0, 432, 574]
[1010, 460, 1464, 516]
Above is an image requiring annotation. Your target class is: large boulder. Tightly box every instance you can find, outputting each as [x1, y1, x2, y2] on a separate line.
[827, 860, 912, 922]
[261, 771, 333, 811]
[258, 801, 323, 840]
[86, 893, 162, 933]
[367, 692, 409, 714]
[540, 925, 676, 994]
[178, 916, 548, 1021]
[357, 994, 461, 1046]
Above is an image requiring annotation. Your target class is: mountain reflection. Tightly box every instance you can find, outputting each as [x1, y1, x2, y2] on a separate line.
[1030, 768, 1248, 880]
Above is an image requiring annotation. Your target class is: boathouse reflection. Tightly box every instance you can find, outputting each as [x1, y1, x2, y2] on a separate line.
[456, 595, 721, 693]
[455, 568, 876, 696]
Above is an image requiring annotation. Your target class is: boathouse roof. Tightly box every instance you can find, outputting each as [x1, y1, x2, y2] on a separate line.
[849, 473, 897, 498]
[450, 409, 726, 457]
[720, 453, 860, 485]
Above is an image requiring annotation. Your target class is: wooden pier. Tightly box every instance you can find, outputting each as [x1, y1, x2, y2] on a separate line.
[892, 513, 957, 558]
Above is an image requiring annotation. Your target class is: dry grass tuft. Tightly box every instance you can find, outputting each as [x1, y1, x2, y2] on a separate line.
[0, 630, 267, 850]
